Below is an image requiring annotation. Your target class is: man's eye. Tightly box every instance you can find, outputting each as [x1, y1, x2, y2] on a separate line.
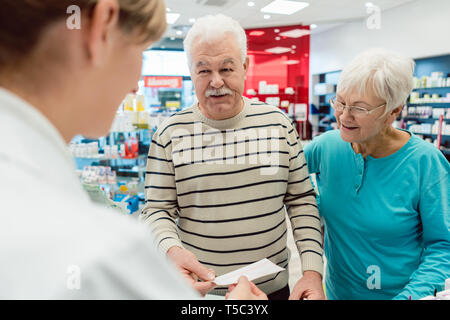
[199, 70, 210, 74]
[222, 68, 232, 72]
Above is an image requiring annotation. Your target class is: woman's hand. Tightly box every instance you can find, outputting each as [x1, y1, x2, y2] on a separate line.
[167, 246, 216, 296]
[225, 276, 268, 300]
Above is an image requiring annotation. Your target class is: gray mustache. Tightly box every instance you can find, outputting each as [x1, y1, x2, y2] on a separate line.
[205, 87, 233, 97]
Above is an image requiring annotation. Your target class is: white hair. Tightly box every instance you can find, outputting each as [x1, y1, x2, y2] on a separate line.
[337, 48, 415, 113]
[183, 14, 247, 68]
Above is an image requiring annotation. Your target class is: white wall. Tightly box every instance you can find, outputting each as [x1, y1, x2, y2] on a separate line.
[310, 0, 450, 75]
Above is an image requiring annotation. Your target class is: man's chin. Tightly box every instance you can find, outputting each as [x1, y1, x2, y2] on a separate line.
[207, 103, 233, 113]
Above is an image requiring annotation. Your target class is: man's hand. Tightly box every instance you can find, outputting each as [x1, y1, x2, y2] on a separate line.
[225, 276, 268, 300]
[289, 271, 325, 300]
[167, 246, 216, 296]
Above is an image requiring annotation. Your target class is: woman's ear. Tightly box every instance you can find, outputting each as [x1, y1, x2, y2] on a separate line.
[86, 0, 120, 67]
[386, 105, 403, 124]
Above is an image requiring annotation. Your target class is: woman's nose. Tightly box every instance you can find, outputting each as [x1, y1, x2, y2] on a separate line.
[338, 107, 354, 121]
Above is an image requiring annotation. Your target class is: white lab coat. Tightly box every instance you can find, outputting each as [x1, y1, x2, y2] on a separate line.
[0, 88, 198, 299]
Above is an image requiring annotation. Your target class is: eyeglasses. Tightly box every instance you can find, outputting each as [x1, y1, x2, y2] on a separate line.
[330, 97, 386, 118]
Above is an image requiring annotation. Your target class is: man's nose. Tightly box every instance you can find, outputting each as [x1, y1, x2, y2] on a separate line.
[210, 72, 224, 88]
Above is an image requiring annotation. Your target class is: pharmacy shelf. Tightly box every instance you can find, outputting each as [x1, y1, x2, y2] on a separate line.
[403, 117, 450, 122]
[74, 156, 140, 161]
[408, 103, 450, 107]
[249, 93, 296, 96]
[412, 86, 450, 90]
[412, 133, 450, 139]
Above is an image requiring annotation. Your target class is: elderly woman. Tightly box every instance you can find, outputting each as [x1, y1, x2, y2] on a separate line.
[304, 49, 449, 300]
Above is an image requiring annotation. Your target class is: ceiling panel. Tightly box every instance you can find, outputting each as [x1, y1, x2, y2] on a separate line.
[154, 0, 417, 48]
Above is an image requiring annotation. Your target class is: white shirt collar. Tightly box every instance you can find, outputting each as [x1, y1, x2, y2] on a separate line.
[0, 87, 82, 191]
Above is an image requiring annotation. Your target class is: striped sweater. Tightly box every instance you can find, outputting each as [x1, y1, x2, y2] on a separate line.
[140, 97, 323, 296]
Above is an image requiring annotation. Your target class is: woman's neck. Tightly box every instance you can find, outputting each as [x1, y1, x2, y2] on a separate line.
[351, 126, 409, 159]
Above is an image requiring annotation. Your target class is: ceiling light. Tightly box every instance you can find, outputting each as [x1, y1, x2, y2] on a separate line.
[189, 18, 196, 23]
[261, 1, 309, 15]
[170, 36, 176, 40]
[264, 14, 271, 19]
[274, 29, 280, 33]
[365, 2, 374, 7]
[166, 13, 180, 25]
[265, 46, 291, 54]
[166, 7, 171, 12]
[249, 30, 265, 36]
[248, 1, 255, 6]
[279, 28, 310, 38]
[284, 60, 300, 65]
[176, 30, 182, 35]
[310, 24, 317, 29]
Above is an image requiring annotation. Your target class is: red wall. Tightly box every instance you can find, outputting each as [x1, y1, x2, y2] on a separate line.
[244, 25, 310, 138]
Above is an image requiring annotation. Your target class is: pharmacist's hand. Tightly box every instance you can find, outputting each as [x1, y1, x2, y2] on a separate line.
[225, 276, 268, 300]
[167, 246, 216, 296]
[289, 271, 325, 300]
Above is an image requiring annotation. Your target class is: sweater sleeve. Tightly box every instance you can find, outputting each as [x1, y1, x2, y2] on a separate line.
[140, 129, 183, 254]
[284, 123, 324, 277]
[393, 172, 450, 300]
[303, 136, 321, 175]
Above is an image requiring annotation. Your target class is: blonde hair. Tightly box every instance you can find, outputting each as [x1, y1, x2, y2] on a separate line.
[337, 48, 415, 113]
[116, 0, 167, 44]
[0, 0, 167, 68]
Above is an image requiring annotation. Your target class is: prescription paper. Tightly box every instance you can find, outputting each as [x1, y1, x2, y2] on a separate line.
[213, 258, 285, 286]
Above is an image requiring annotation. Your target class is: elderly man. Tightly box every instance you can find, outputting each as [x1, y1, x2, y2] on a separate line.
[140, 14, 324, 300]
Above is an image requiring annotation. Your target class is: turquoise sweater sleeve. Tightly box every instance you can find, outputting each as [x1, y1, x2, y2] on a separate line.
[304, 136, 322, 175]
[393, 171, 450, 300]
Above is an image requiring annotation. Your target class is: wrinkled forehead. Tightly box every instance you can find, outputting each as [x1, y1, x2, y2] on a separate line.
[191, 34, 241, 58]
[194, 57, 238, 69]
[336, 90, 385, 107]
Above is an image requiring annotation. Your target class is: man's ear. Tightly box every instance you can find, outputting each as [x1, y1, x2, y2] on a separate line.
[243, 56, 249, 79]
[86, 0, 120, 66]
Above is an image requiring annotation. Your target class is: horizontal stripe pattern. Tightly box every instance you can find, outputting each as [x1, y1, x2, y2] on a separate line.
[140, 98, 323, 295]
[170, 123, 288, 140]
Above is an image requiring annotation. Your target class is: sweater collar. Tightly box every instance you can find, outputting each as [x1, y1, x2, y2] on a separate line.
[193, 96, 250, 129]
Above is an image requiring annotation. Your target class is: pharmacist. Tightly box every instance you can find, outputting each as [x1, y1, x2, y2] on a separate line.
[0, 0, 260, 300]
